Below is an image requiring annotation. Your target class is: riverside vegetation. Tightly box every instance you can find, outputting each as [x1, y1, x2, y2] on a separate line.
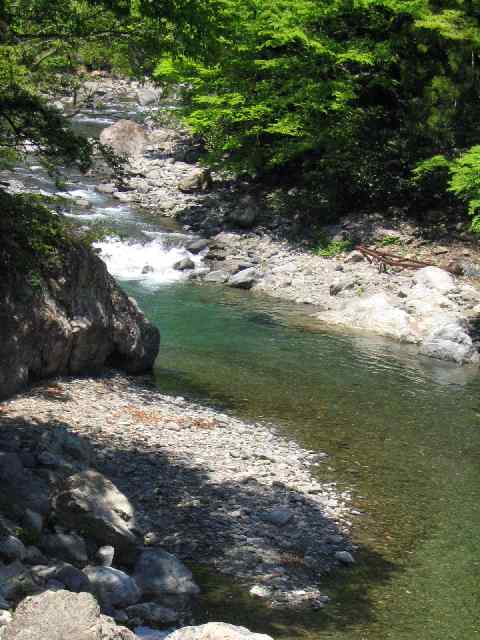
[1, 0, 480, 639]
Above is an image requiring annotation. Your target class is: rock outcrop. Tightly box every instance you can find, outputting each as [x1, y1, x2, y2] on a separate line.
[99, 120, 149, 157]
[0, 242, 159, 399]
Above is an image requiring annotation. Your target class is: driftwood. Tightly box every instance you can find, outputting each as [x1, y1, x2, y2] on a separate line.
[356, 244, 462, 275]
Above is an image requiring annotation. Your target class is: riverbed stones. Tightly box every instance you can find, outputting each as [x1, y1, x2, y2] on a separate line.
[133, 550, 200, 603]
[166, 623, 274, 640]
[178, 169, 212, 193]
[2, 590, 136, 640]
[174, 258, 195, 271]
[125, 602, 179, 625]
[413, 266, 455, 293]
[83, 566, 141, 609]
[187, 239, 209, 254]
[0, 537, 25, 563]
[335, 550, 355, 565]
[52, 470, 139, 564]
[38, 532, 88, 567]
[204, 270, 229, 283]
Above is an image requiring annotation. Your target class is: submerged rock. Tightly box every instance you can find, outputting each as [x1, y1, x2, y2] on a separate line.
[83, 566, 141, 609]
[133, 549, 200, 603]
[166, 623, 274, 640]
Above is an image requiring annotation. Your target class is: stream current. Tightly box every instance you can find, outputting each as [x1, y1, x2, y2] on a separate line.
[11, 102, 480, 640]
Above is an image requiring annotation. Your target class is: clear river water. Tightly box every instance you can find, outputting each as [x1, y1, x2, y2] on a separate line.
[12, 104, 480, 640]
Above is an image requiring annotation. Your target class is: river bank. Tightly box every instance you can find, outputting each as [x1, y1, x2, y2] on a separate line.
[70, 76, 480, 366]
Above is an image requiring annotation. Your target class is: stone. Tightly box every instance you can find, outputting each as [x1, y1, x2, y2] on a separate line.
[174, 258, 195, 271]
[52, 470, 139, 564]
[2, 590, 136, 640]
[0, 537, 25, 563]
[261, 509, 293, 527]
[229, 196, 259, 229]
[178, 169, 212, 193]
[414, 266, 455, 294]
[228, 268, 258, 290]
[96, 183, 116, 195]
[22, 510, 43, 536]
[39, 532, 88, 567]
[97, 545, 115, 568]
[335, 551, 355, 565]
[23, 547, 47, 566]
[0, 453, 50, 516]
[133, 549, 200, 602]
[0, 561, 39, 601]
[54, 565, 92, 593]
[125, 602, 179, 625]
[249, 585, 271, 599]
[187, 239, 209, 254]
[204, 270, 229, 284]
[137, 86, 163, 106]
[166, 623, 274, 640]
[317, 294, 418, 343]
[419, 322, 479, 365]
[83, 566, 141, 609]
[0, 612, 12, 627]
[329, 278, 356, 296]
[100, 120, 149, 157]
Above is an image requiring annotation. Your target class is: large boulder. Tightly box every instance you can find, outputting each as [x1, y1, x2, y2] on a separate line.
[133, 549, 199, 604]
[0, 243, 159, 399]
[100, 120, 149, 157]
[178, 169, 212, 193]
[229, 195, 259, 229]
[3, 590, 136, 640]
[166, 623, 274, 640]
[318, 294, 418, 343]
[0, 452, 50, 517]
[413, 266, 455, 294]
[52, 470, 139, 564]
[419, 321, 480, 365]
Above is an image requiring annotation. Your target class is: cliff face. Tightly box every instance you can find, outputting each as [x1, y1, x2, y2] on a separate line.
[0, 243, 160, 399]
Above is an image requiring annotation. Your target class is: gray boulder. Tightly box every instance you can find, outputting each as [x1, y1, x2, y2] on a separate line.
[0, 537, 25, 563]
[229, 196, 259, 229]
[174, 258, 195, 272]
[133, 549, 199, 604]
[83, 566, 141, 609]
[100, 120, 149, 158]
[3, 590, 136, 640]
[52, 470, 139, 564]
[178, 169, 212, 193]
[137, 86, 163, 107]
[419, 322, 479, 365]
[228, 268, 258, 290]
[166, 623, 274, 640]
[54, 564, 91, 593]
[204, 270, 229, 284]
[38, 532, 88, 567]
[187, 239, 209, 254]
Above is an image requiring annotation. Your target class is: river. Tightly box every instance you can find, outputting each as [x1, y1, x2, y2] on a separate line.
[10, 99, 480, 640]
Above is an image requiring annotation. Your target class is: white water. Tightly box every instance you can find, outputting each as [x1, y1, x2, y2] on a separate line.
[94, 235, 205, 287]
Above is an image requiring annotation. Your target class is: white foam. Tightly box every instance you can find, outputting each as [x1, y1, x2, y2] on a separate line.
[94, 236, 203, 286]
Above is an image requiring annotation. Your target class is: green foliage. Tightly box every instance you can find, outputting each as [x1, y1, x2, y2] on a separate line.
[377, 235, 401, 247]
[315, 238, 353, 257]
[448, 146, 480, 231]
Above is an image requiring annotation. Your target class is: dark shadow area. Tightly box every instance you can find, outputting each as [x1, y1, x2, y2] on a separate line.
[0, 376, 400, 638]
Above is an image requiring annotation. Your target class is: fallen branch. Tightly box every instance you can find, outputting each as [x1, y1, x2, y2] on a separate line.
[356, 244, 462, 275]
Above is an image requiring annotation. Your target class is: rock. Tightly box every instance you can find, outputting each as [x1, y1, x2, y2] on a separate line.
[133, 549, 200, 604]
[0, 243, 160, 399]
[125, 602, 179, 625]
[99, 120, 149, 157]
[174, 258, 195, 271]
[54, 565, 92, 593]
[329, 278, 356, 296]
[137, 86, 162, 106]
[96, 183, 116, 195]
[52, 470, 139, 564]
[261, 509, 293, 527]
[0, 561, 39, 601]
[0, 537, 25, 563]
[83, 566, 141, 609]
[414, 266, 455, 294]
[2, 590, 136, 640]
[249, 585, 271, 599]
[178, 169, 212, 193]
[229, 196, 259, 229]
[97, 546, 115, 568]
[204, 270, 229, 284]
[318, 294, 417, 343]
[23, 547, 47, 566]
[335, 551, 355, 565]
[166, 623, 274, 640]
[0, 453, 50, 516]
[38, 532, 88, 567]
[228, 268, 258, 290]
[344, 251, 364, 264]
[0, 611, 12, 627]
[187, 239, 209, 254]
[419, 322, 479, 365]
[142, 265, 154, 274]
